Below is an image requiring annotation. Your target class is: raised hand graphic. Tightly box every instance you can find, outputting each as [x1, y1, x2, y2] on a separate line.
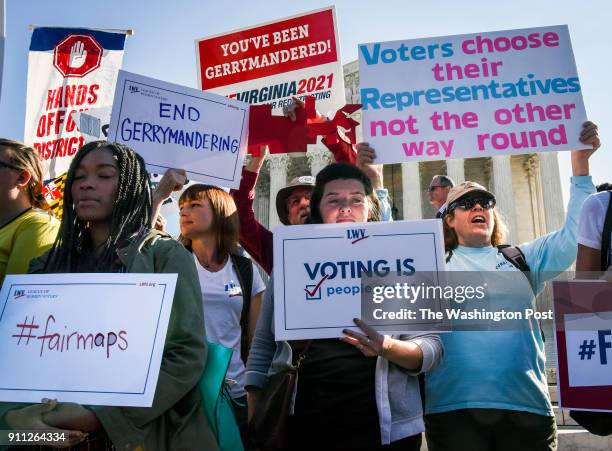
[68, 41, 87, 69]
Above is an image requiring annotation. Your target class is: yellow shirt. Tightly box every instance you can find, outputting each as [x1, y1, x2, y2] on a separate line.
[0, 209, 59, 285]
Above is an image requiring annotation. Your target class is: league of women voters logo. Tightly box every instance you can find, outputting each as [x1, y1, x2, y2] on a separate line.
[53, 34, 103, 78]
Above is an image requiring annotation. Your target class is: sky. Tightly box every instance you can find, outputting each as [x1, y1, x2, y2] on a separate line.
[1, 0, 610, 209]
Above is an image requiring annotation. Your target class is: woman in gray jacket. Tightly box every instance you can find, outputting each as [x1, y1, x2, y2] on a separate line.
[246, 163, 443, 451]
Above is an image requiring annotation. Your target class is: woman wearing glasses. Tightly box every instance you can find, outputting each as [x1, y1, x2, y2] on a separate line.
[423, 122, 601, 451]
[0, 139, 58, 285]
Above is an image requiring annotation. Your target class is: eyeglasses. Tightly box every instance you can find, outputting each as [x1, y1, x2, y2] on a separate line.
[447, 196, 496, 213]
[427, 185, 446, 192]
[0, 160, 21, 171]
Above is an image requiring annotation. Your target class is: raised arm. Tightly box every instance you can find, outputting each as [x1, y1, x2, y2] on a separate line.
[230, 148, 274, 275]
[521, 121, 600, 291]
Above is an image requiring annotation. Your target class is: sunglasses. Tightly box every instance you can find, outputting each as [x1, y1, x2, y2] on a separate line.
[448, 196, 496, 213]
[0, 160, 21, 171]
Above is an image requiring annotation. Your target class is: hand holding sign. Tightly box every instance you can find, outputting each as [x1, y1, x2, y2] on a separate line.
[5, 400, 58, 430]
[356, 143, 383, 190]
[572, 121, 601, 176]
[43, 402, 101, 432]
[341, 318, 384, 357]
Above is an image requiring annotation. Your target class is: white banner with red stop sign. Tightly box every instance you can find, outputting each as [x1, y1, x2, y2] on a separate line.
[24, 27, 128, 179]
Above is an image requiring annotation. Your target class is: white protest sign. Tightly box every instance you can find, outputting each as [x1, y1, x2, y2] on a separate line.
[565, 312, 612, 388]
[196, 6, 345, 117]
[0, 273, 176, 407]
[108, 70, 249, 188]
[24, 27, 127, 179]
[273, 220, 446, 340]
[553, 280, 612, 412]
[359, 25, 588, 164]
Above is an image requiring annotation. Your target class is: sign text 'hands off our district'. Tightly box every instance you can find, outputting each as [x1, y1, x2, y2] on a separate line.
[359, 26, 589, 164]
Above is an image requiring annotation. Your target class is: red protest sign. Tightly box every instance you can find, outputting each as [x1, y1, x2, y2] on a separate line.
[196, 7, 345, 117]
[197, 9, 337, 89]
[553, 280, 612, 412]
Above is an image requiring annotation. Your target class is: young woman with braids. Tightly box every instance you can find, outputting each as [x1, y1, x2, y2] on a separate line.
[0, 139, 59, 285]
[0, 141, 218, 450]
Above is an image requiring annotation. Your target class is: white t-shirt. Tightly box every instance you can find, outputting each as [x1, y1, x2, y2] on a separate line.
[577, 191, 612, 269]
[194, 255, 266, 398]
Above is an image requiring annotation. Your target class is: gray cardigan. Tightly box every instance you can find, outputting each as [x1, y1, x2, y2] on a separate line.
[245, 277, 444, 445]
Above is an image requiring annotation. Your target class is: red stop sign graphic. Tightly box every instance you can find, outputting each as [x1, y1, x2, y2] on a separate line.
[53, 35, 103, 78]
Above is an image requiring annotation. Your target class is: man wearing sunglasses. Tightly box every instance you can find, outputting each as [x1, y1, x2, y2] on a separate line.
[427, 175, 454, 218]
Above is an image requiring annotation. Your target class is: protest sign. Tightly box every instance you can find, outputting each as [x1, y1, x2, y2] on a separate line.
[0, 273, 176, 407]
[272, 220, 446, 340]
[359, 25, 589, 164]
[108, 70, 249, 188]
[24, 27, 127, 178]
[553, 280, 612, 412]
[196, 6, 345, 117]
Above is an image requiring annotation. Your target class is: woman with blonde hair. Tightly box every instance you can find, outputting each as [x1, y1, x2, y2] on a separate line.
[0, 138, 58, 284]
[424, 122, 601, 451]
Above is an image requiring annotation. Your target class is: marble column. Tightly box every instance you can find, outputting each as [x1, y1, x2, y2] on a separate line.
[491, 155, 518, 244]
[401, 162, 422, 220]
[445, 158, 465, 185]
[254, 172, 270, 229]
[267, 154, 290, 228]
[524, 154, 547, 237]
[538, 152, 565, 233]
[306, 144, 332, 176]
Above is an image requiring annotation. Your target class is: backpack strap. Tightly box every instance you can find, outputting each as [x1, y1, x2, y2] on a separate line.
[230, 253, 254, 364]
[600, 191, 612, 271]
[497, 245, 530, 272]
[446, 246, 530, 272]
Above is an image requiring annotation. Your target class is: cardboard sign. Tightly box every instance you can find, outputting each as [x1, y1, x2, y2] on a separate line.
[553, 280, 612, 412]
[24, 27, 127, 178]
[196, 7, 345, 117]
[0, 273, 177, 407]
[359, 26, 588, 164]
[108, 70, 249, 188]
[272, 220, 446, 340]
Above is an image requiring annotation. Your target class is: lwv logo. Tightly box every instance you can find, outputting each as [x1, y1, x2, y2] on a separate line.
[346, 228, 369, 244]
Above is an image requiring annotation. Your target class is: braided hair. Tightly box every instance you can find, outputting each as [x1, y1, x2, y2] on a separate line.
[44, 141, 152, 272]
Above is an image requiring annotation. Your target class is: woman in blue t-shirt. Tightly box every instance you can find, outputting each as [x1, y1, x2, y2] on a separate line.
[424, 121, 601, 451]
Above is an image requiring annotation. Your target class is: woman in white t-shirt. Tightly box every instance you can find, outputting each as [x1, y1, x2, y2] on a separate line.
[177, 183, 265, 441]
[577, 186, 612, 272]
